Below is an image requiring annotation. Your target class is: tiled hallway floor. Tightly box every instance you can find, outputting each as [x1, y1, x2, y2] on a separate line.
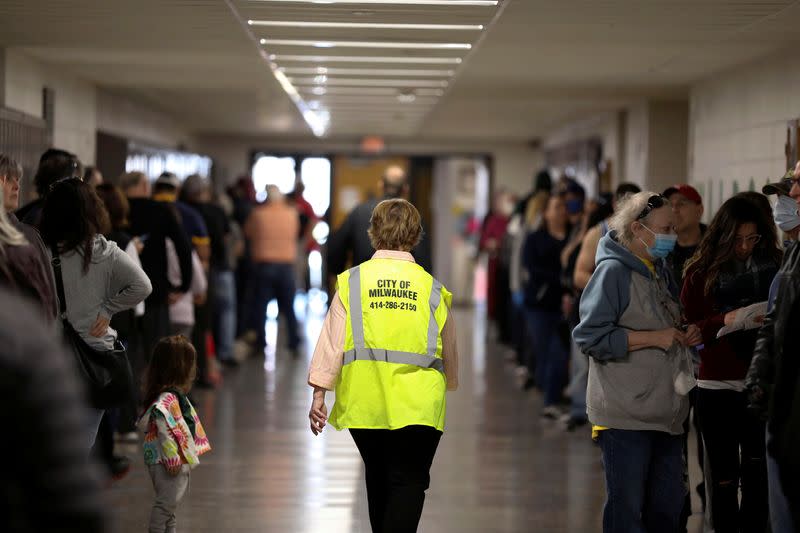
[109, 305, 703, 532]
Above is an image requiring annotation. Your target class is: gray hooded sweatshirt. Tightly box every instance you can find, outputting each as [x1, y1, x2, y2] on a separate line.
[572, 231, 693, 435]
[57, 235, 152, 351]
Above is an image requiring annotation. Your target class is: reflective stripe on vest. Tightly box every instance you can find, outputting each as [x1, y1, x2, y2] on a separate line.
[346, 266, 444, 371]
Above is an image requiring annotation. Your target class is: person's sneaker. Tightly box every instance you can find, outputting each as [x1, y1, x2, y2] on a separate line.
[565, 416, 588, 431]
[110, 455, 131, 481]
[233, 339, 253, 361]
[540, 405, 563, 419]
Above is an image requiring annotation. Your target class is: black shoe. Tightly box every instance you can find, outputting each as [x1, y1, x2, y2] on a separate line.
[110, 455, 131, 481]
[220, 358, 240, 368]
[565, 417, 588, 431]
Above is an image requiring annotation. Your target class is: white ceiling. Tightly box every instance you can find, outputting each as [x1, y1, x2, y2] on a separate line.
[0, 0, 799, 141]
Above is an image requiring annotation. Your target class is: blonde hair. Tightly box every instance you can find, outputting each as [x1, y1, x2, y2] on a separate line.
[524, 190, 549, 228]
[0, 189, 27, 248]
[608, 191, 658, 247]
[368, 198, 422, 252]
[118, 171, 147, 192]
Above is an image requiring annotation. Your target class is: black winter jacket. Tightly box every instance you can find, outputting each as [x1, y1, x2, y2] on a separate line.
[746, 241, 800, 524]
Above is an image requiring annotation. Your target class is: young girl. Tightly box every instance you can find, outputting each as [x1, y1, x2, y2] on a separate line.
[141, 336, 211, 533]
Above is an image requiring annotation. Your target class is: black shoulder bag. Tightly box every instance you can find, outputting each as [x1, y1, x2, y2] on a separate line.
[51, 246, 133, 409]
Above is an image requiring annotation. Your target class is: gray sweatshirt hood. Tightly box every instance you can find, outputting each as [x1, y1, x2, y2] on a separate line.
[60, 235, 118, 264]
[596, 231, 653, 279]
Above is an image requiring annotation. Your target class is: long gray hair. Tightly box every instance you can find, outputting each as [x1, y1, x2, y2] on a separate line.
[608, 191, 659, 247]
[0, 189, 28, 248]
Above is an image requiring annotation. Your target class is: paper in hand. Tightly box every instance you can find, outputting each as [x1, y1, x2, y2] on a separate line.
[716, 301, 768, 338]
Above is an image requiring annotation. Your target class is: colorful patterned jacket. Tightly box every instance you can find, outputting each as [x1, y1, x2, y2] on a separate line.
[143, 391, 211, 470]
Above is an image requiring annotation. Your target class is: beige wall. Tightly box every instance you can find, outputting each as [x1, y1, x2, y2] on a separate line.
[2, 49, 195, 165]
[96, 90, 197, 151]
[689, 46, 800, 217]
[647, 101, 689, 194]
[4, 49, 97, 163]
[543, 101, 688, 195]
[196, 134, 544, 197]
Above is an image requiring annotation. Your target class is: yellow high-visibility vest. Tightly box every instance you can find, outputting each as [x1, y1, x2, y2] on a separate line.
[329, 258, 452, 432]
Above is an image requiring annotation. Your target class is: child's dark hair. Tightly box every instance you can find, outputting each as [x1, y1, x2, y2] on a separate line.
[142, 336, 197, 408]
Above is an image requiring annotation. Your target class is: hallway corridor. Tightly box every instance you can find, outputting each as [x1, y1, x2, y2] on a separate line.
[110, 305, 692, 532]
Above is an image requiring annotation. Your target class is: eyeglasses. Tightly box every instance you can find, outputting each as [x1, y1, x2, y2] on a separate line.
[734, 234, 761, 245]
[636, 194, 667, 220]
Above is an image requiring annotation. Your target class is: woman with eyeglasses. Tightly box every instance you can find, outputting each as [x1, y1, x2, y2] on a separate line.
[40, 178, 151, 449]
[681, 195, 782, 533]
[573, 192, 699, 533]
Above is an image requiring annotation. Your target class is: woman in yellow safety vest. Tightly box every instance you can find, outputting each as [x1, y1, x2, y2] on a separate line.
[308, 198, 459, 533]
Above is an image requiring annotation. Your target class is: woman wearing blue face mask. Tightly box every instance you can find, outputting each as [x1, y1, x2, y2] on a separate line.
[681, 196, 782, 533]
[573, 192, 700, 533]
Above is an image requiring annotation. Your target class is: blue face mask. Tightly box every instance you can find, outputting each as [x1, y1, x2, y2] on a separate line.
[566, 199, 584, 215]
[639, 224, 677, 259]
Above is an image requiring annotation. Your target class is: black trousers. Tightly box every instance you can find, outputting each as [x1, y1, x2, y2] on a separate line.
[697, 388, 768, 533]
[140, 300, 170, 362]
[350, 426, 442, 533]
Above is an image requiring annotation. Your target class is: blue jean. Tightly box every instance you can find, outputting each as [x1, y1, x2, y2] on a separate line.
[212, 270, 237, 361]
[567, 338, 588, 420]
[767, 428, 795, 533]
[598, 429, 686, 533]
[246, 262, 299, 350]
[524, 309, 567, 406]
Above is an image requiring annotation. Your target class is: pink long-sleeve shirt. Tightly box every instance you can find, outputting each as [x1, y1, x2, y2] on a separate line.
[308, 250, 459, 391]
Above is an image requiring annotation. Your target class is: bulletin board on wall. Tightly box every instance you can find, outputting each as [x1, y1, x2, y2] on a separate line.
[0, 106, 51, 203]
[544, 137, 604, 197]
[786, 119, 799, 170]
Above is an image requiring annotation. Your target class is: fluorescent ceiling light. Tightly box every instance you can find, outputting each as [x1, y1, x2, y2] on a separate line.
[261, 39, 471, 50]
[249, 1, 498, 5]
[298, 86, 443, 95]
[290, 77, 448, 87]
[248, 21, 483, 31]
[271, 55, 462, 64]
[279, 67, 455, 76]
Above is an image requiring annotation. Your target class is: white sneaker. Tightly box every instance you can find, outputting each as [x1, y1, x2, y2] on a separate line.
[233, 339, 252, 362]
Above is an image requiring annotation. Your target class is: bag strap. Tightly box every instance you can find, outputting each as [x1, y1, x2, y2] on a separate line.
[50, 244, 68, 318]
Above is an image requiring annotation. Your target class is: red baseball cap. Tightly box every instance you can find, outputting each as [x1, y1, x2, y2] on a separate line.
[663, 184, 702, 205]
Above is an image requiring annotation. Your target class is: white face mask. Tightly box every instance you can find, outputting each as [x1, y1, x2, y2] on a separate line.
[774, 195, 800, 231]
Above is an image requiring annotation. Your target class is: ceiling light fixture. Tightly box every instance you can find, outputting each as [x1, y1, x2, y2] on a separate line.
[297, 86, 444, 96]
[261, 38, 471, 50]
[290, 77, 448, 87]
[271, 55, 463, 64]
[397, 89, 417, 103]
[248, 21, 484, 31]
[278, 67, 456, 76]
[249, 0, 498, 5]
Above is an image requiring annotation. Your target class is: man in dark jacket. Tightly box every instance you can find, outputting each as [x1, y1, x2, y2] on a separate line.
[746, 164, 800, 532]
[121, 170, 193, 356]
[327, 165, 431, 275]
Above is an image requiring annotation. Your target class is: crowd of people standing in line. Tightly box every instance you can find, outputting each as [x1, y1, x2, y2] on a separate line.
[481, 166, 800, 532]
[0, 148, 317, 532]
